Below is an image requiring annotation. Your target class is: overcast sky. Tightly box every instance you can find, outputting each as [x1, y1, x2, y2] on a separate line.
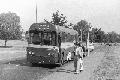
[0, 0, 120, 33]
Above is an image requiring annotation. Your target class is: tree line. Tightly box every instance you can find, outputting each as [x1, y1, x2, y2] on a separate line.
[50, 10, 120, 43]
[0, 11, 120, 47]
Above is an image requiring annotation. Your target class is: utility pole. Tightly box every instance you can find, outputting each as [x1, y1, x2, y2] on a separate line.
[87, 23, 91, 56]
[87, 32, 90, 56]
[36, 3, 38, 23]
[80, 29, 82, 42]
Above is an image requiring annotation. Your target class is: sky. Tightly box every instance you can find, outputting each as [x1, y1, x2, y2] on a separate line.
[0, 0, 120, 33]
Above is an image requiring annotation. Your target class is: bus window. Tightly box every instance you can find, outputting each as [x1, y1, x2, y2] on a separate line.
[30, 33, 41, 45]
[52, 33, 56, 46]
[42, 32, 56, 46]
[58, 35, 61, 46]
[43, 33, 50, 45]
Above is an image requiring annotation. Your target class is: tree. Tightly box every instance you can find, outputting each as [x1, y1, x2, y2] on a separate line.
[73, 20, 91, 42]
[91, 28, 105, 43]
[51, 10, 67, 26]
[0, 12, 22, 47]
[107, 31, 118, 43]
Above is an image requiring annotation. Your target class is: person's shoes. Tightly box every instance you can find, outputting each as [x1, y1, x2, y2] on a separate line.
[73, 70, 76, 72]
[80, 70, 83, 72]
[74, 71, 79, 74]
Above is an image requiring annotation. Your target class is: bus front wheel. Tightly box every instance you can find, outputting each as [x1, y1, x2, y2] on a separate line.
[28, 61, 36, 67]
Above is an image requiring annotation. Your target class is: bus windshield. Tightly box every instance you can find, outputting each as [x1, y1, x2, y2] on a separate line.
[30, 32, 56, 46]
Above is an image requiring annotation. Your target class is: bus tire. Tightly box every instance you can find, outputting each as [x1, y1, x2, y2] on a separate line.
[29, 62, 36, 67]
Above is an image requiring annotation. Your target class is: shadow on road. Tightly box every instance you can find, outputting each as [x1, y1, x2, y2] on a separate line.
[49, 68, 75, 74]
[4, 58, 58, 69]
[0, 46, 13, 48]
[32, 64, 59, 69]
[4, 58, 28, 66]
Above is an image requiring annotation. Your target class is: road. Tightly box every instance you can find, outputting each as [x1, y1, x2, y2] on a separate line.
[0, 44, 105, 80]
[0, 52, 73, 80]
[0, 57, 62, 80]
[41, 45, 107, 80]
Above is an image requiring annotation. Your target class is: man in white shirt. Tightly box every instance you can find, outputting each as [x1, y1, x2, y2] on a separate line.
[74, 42, 84, 74]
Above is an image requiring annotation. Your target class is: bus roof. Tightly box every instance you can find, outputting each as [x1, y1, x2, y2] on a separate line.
[56, 25, 78, 35]
[29, 23, 78, 35]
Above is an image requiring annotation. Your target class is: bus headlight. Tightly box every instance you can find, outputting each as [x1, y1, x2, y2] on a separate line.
[28, 51, 34, 55]
[48, 53, 54, 56]
[28, 51, 32, 54]
[31, 52, 34, 54]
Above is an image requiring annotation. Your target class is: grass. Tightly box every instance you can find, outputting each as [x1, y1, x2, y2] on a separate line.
[90, 46, 120, 80]
[0, 40, 27, 49]
[0, 40, 28, 62]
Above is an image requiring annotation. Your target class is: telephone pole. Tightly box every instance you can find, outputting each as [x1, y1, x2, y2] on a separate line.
[87, 23, 91, 56]
[36, 3, 38, 23]
[80, 29, 82, 42]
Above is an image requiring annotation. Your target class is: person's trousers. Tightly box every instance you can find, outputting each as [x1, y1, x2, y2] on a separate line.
[79, 59, 83, 70]
[74, 57, 83, 72]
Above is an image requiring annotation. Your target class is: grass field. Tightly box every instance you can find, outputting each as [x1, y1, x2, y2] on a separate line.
[90, 46, 120, 80]
[0, 40, 28, 62]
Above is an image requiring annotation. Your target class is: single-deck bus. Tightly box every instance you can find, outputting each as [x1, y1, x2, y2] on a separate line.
[26, 22, 78, 66]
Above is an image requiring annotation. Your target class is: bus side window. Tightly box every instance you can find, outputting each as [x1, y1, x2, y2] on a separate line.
[58, 35, 61, 46]
[52, 33, 56, 46]
[39, 33, 42, 44]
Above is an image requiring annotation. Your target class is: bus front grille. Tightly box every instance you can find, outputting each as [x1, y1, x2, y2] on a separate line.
[27, 55, 56, 64]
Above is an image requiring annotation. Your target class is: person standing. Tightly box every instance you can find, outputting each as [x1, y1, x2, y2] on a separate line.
[74, 42, 84, 74]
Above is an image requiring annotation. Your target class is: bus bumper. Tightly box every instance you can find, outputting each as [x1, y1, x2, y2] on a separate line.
[27, 55, 56, 64]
